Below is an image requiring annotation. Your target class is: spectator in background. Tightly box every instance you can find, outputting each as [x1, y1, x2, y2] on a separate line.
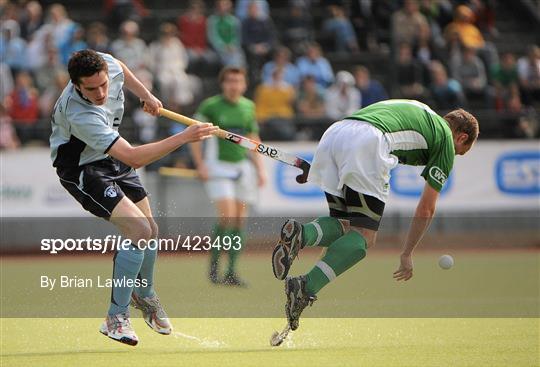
[44, 4, 74, 50]
[395, 42, 425, 99]
[322, 4, 359, 54]
[413, 21, 444, 82]
[111, 20, 148, 72]
[235, 0, 269, 20]
[58, 23, 87, 66]
[517, 45, 540, 105]
[104, 0, 149, 31]
[33, 46, 64, 92]
[86, 22, 110, 54]
[207, 0, 245, 67]
[241, 1, 276, 81]
[450, 46, 488, 98]
[350, 0, 378, 51]
[325, 71, 360, 120]
[444, 4, 498, 69]
[262, 47, 300, 88]
[444, 5, 483, 50]
[0, 20, 28, 73]
[418, 0, 453, 46]
[492, 52, 522, 113]
[0, 63, 14, 102]
[282, 1, 314, 56]
[392, 0, 429, 47]
[7, 71, 40, 144]
[38, 70, 69, 117]
[0, 103, 20, 150]
[430, 61, 465, 110]
[178, 0, 217, 68]
[19, 1, 44, 40]
[296, 42, 334, 89]
[255, 67, 296, 141]
[353, 65, 388, 107]
[468, 0, 498, 37]
[132, 69, 158, 143]
[149, 22, 200, 110]
[25, 25, 55, 71]
[296, 75, 326, 119]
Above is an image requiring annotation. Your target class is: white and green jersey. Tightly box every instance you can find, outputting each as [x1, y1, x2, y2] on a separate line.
[346, 99, 455, 192]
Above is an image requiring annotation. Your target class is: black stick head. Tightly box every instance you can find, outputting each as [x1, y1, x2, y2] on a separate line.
[295, 160, 311, 184]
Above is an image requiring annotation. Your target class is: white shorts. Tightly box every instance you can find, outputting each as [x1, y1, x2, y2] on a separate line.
[204, 160, 258, 204]
[308, 119, 398, 203]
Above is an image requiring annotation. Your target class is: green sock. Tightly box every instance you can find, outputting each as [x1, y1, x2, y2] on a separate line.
[305, 231, 367, 295]
[227, 228, 243, 275]
[302, 217, 344, 247]
[211, 225, 224, 264]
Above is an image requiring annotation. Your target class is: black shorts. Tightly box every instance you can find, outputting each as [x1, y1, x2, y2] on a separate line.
[325, 185, 385, 231]
[57, 158, 147, 218]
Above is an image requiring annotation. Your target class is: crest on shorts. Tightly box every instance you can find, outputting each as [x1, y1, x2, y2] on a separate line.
[104, 185, 117, 198]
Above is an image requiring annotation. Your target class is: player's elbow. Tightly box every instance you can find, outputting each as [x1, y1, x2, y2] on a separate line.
[119, 155, 143, 169]
[123, 148, 145, 169]
[130, 163, 143, 170]
[129, 159, 144, 170]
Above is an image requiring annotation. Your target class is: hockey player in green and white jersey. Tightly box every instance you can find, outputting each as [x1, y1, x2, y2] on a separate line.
[271, 99, 479, 331]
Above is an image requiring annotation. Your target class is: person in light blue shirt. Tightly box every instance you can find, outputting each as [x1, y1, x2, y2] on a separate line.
[235, 0, 269, 20]
[261, 47, 300, 87]
[353, 65, 388, 107]
[0, 20, 28, 72]
[322, 5, 359, 53]
[296, 42, 334, 89]
[50, 49, 217, 346]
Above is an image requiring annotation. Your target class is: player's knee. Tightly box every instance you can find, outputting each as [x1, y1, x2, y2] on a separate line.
[349, 226, 377, 248]
[127, 218, 153, 244]
[148, 218, 159, 239]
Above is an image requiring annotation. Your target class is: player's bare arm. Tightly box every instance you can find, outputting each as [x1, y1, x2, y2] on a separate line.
[393, 182, 440, 281]
[117, 59, 162, 116]
[109, 123, 218, 169]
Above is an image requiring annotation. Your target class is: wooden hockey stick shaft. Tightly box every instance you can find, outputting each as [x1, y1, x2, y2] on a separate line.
[158, 107, 311, 184]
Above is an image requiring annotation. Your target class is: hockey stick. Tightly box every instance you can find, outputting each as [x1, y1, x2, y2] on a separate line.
[158, 107, 311, 184]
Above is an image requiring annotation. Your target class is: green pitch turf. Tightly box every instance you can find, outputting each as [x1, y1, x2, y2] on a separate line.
[1, 318, 537, 367]
[1, 251, 538, 366]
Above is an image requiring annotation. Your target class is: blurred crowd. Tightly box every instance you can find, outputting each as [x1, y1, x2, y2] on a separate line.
[1, 0, 539, 150]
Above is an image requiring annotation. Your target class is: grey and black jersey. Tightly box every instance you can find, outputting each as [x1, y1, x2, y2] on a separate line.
[50, 52, 125, 168]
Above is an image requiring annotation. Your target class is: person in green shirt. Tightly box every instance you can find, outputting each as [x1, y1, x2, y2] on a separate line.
[207, 0, 245, 67]
[191, 66, 266, 286]
[271, 99, 479, 331]
[491, 52, 522, 112]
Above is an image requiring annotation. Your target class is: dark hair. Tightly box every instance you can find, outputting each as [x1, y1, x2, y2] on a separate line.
[443, 109, 479, 145]
[218, 66, 247, 84]
[68, 49, 108, 86]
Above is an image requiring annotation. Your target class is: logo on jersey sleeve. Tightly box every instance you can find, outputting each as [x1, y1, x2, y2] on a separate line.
[429, 166, 447, 186]
[390, 166, 451, 196]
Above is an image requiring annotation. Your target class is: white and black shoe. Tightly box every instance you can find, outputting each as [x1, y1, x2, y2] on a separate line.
[284, 276, 316, 331]
[99, 313, 139, 346]
[131, 293, 172, 335]
[272, 219, 304, 280]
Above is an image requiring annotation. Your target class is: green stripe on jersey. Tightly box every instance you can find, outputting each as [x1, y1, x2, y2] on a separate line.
[346, 99, 455, 192]
[195, 95, 258, 163]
